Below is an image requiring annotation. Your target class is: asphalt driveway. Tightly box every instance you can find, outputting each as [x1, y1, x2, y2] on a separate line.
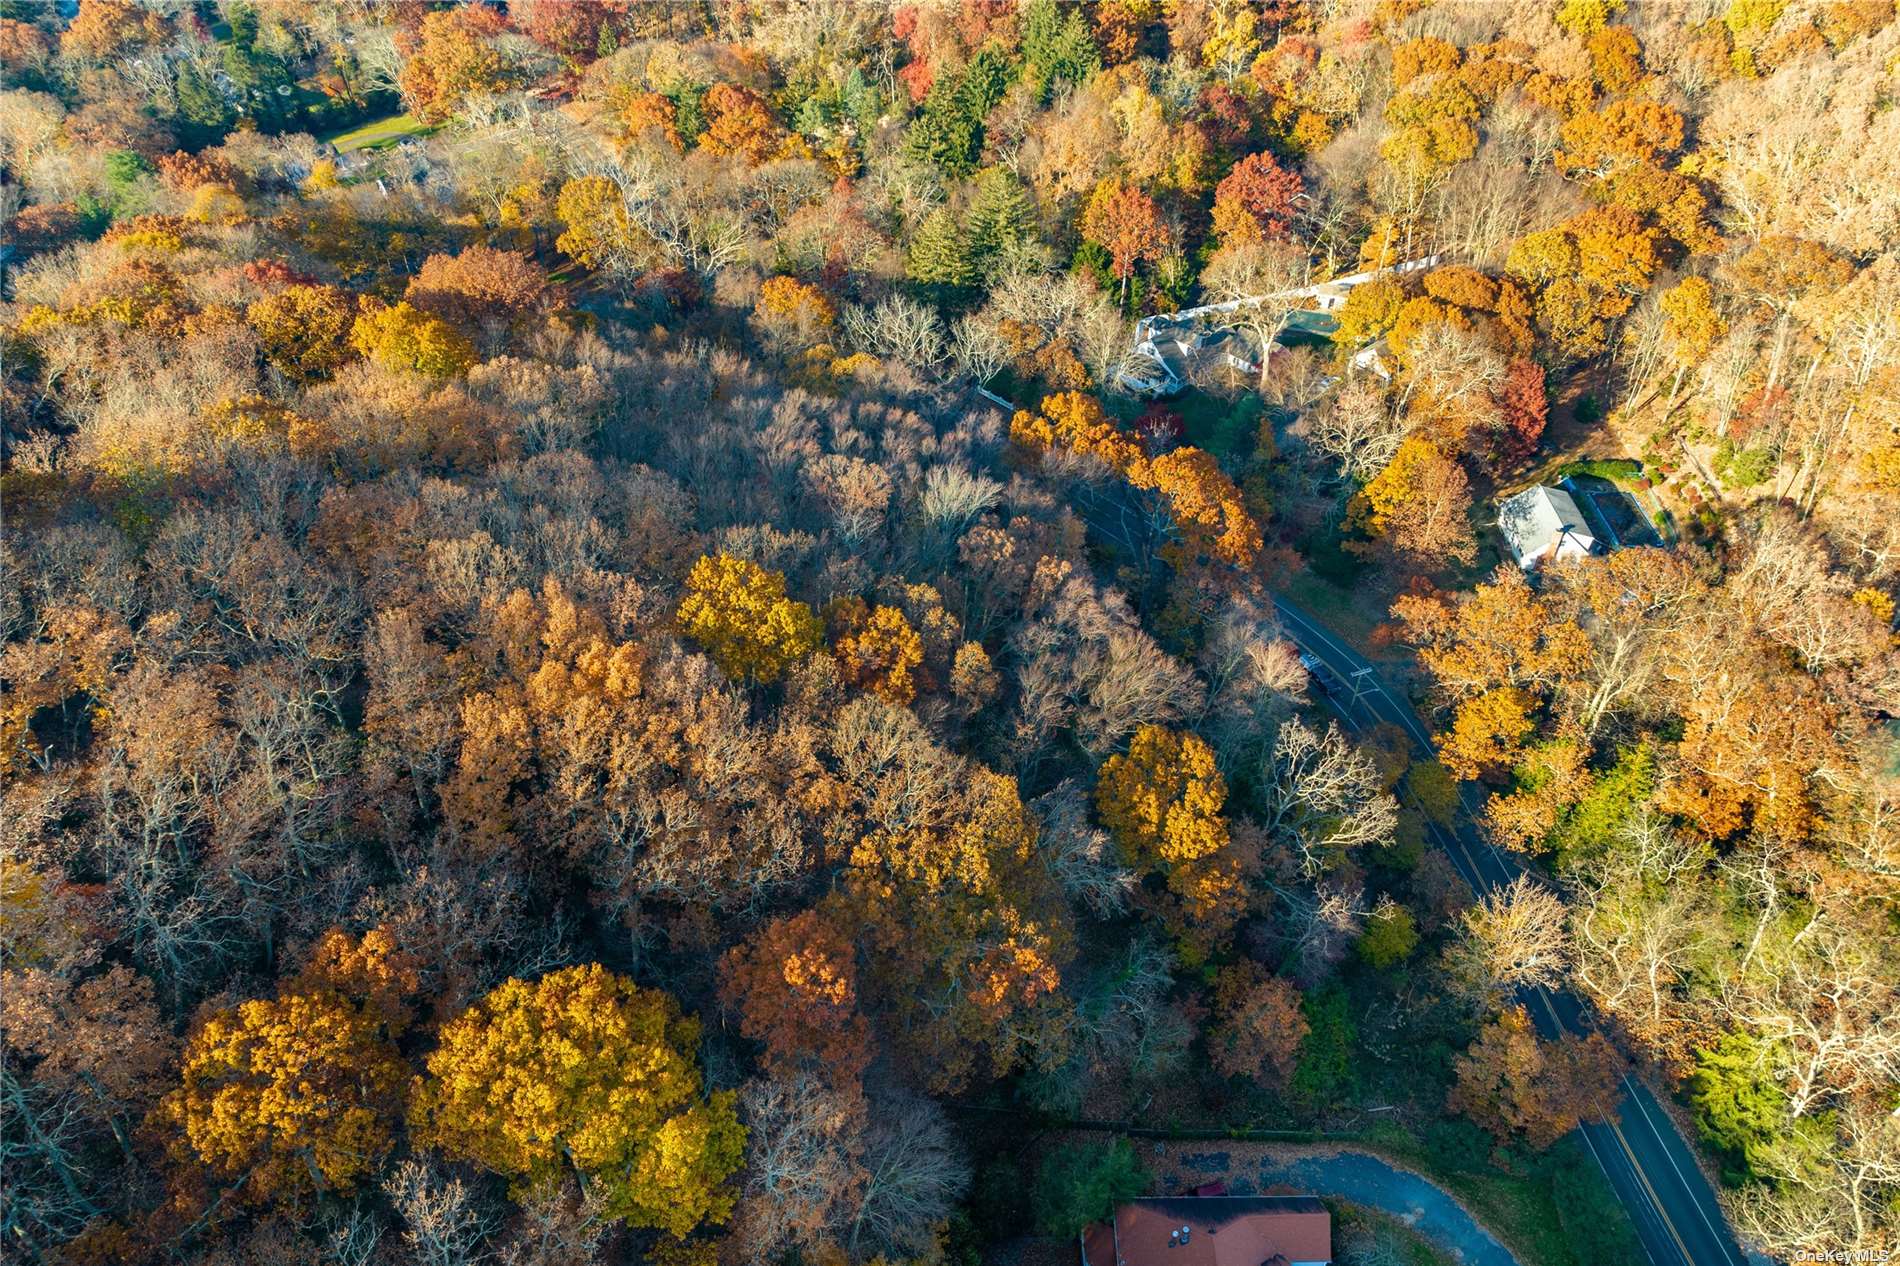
[1156, 1143, 1519, 1266]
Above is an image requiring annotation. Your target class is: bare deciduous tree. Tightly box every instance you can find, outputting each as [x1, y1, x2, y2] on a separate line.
[1447, 874, 1574, 1002]
[1306, 378, 1408, 486]
[848, 1096, 970, 1262]
[1258, 717, 1398, 877]
[844, 296, 947, 374]
[386, 1158, 499, 1266]
[732, 1074, 870, 1261]
[1033, 781, 1137, 917]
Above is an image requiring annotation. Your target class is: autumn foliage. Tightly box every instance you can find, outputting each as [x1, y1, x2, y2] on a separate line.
[1096, 724, 1247, 941]
[8, 5, 1900, 1260]
[349, 299, 478, 378]
[404, 244, 549, 335]
[1080, 178, 1166, 302]
[158, 930, 417, 1204]
[398, 5, 515, 123]
[1207, 962, 1308, 1086]
[1448, 1005, 1622, 1150]
[677, 553, 823, 684]
[411, 965, 745, 1236]
[247, 283, 358, 384]
[719, 909, 872, 1087]
[1211, 151, 1303, 244]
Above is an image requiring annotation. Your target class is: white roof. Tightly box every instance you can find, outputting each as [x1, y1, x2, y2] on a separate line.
[1498, 485, 1597, 566]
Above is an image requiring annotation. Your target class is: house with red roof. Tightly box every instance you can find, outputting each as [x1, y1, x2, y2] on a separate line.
[1081, 1196, 1332, 1266]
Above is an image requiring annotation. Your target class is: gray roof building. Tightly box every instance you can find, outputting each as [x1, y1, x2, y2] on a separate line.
[1498, 484, 1599, 568]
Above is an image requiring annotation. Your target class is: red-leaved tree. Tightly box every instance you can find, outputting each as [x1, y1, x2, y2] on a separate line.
[1495, 359, 1549, 465]
[1212, 152, 1304, 245]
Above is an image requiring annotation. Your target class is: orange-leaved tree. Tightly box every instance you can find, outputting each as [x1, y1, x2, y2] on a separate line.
[410, 964, 745, 1237]
[828, 598, 926, 705]
[1448, 1004, 1621, 1150]
[834, 704, 1073, 1091]
[1345, 437, 1478, 570]
[699, 84, 789, 166]
[1081, 178, 1166, 305]
[751, 275, 837, 357]
[404, 244, 549, 335]
[1391, 567, 1593, 778]
[718, 907, 872, 1087]
[1207, 962, 1308, 1087]
[437, 581, 647, 859]
[398, 4, 516, 123]
[1505, 206, 1660, 359]
[555, 175, 661, 281]
[1144, 447, 1263, 570]
[1010, 391, 1147, 477]
[1211, 151, 1303, 245]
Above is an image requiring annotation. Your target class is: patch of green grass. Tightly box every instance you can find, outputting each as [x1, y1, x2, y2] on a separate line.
[1551, 457, 1642, 487]
[1177, 390, 1261, 459]
[1329, 1200, 1459, 1266]
[323, 112, 435, 153]
[1361, 1126, 1641, 1266]
[1283, 571, 1384, 655]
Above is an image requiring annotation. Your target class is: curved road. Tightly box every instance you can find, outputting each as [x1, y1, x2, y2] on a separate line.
[1270, 595, 1751, 1266]
[1259, 1152, 1518, 1266]
[1167, 1145, 1519, 1265]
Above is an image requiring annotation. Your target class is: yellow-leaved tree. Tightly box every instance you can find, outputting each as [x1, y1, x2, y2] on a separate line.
[157, 929, 417, 1203]
[828, 597, 926, 705]
[555, 174, 659, 277]
[246, 283, 358, 384]
[1096, 723, 1230, 870]
[410, 964, 745, 1238]
[1095, 724, 1246, 950]
[349, 299, 477, 378]
[677, 552, 823, 684]
[1010, 391, 1146, 477]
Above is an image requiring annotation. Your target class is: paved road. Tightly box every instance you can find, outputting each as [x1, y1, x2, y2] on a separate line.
[1269, 594, 1750, 1266]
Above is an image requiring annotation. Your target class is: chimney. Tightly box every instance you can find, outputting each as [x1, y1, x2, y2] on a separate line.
[1181, 1227, 1191, 1245]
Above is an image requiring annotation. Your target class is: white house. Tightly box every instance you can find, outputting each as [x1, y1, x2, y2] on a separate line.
[1120, 319, 1262, 396]
[1498, 485, 1599, 569]
[1115, 256, 1440, 397]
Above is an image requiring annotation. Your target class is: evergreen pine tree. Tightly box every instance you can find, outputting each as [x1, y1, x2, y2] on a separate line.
[1022, 0, 1101, 99]
[907, 206, 975, 299]
[966, 167, 1037, 280]
[907, 51, 1015, 176]
[906, 69, 981, 174]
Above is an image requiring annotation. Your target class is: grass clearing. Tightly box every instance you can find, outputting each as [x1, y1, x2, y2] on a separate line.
[323, 112, 435, 153]
[1328, 1199, 1459, 1266]
[1361, 1127, 1641, 1266]
[1283, 571, 1390, 659]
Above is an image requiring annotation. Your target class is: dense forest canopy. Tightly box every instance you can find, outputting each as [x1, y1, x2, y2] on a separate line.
[1, 1, 1896, 1264]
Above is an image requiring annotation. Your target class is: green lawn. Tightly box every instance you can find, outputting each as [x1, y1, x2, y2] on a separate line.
[1283, 571, 1392, 659]
[323, 112, 435, 153]
[1362, 1126, 1642, 1266]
